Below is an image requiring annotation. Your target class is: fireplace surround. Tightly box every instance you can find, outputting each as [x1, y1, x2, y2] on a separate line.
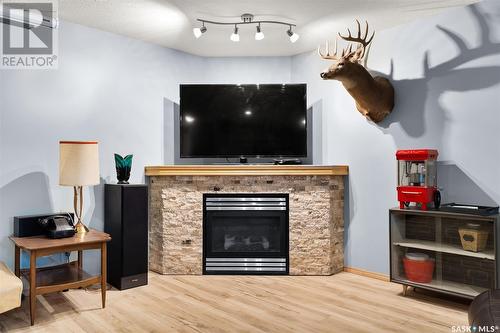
[203, 193, 289, 274]
[146, 165, 348, 275]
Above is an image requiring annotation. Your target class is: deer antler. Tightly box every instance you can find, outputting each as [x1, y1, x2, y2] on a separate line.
[318, 40, 340, 60]
[338, 20, 375, 61]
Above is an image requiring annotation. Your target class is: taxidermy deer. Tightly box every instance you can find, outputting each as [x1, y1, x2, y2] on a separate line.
[318, 21, 394, 123]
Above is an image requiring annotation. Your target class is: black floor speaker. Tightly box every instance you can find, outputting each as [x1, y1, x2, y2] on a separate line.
[105, 184, 148, 290]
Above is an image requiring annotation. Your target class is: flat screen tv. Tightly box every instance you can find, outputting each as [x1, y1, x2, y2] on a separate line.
[180, 84, 307, 158]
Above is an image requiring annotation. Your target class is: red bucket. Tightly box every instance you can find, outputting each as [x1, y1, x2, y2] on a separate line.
[403, 257, 435, 283]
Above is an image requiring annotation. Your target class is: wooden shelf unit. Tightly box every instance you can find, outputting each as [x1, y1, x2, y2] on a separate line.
[390, 208, 499, 299]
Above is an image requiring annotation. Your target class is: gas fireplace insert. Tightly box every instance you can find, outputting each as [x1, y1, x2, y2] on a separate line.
[203, 193, 289, 275]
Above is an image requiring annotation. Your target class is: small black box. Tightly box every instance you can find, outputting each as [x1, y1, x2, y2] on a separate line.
[14, 213, 74, 237]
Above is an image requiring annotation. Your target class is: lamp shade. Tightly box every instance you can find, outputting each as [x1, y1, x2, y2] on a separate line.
[59, 141, 100, 186]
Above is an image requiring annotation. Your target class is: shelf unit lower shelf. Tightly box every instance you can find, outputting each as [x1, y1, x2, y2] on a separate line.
[392, 277, 488, 298]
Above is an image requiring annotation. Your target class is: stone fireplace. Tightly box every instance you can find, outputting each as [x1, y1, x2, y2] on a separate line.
[146, 165, 348, 275]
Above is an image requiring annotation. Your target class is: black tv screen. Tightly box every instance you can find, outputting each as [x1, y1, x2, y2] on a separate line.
[180, 84, 307, 158]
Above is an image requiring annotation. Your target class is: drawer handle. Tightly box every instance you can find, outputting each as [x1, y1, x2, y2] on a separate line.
[401, 191, 421, 195]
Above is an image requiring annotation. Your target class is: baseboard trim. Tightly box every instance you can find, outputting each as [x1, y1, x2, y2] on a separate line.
[344, 267, 390, 282]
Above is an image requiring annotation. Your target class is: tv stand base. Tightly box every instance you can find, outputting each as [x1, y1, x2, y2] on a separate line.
[274, 159, 302, 165]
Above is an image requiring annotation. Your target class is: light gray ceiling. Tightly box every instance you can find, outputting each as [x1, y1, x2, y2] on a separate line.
[59, 0, 480, 57]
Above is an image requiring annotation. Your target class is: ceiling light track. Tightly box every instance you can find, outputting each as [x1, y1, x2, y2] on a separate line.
[197, 18, 296, 27]
[193, 14, 299, 43]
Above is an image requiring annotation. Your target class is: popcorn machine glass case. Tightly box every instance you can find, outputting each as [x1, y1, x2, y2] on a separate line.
[397, 149, 440, 210]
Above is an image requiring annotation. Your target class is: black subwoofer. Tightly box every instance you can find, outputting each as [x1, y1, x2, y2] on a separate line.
[105, 184, 148, 290]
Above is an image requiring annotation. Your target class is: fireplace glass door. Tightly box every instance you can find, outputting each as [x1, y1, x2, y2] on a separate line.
[206, 212, 286, 256]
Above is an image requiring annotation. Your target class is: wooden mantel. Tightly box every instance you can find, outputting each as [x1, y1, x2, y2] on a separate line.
[145, 165, 348, 177]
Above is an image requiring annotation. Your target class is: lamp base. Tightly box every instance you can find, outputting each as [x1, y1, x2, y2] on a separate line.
[75, 221, 89, 234]
[73, 185, 89, 235]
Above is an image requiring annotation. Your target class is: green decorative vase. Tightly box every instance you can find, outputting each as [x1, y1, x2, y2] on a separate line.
[114, 154, 133, 184]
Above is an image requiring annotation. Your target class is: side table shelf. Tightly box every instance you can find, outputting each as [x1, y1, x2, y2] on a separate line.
[390, 208, 499, 299]
[20, 262, 99, 295]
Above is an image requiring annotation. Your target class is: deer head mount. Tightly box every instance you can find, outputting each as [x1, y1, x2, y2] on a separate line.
[319, 20, 394, 123]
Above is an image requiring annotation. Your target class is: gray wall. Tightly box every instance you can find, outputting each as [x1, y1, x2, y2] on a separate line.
[0, 21, 291, 274]
[1, 0, 499, 276]
[0, 20, 201, 272]
[291, 0, 500, 274]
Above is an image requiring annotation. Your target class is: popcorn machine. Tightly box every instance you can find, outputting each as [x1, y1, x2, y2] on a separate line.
[397, 149, 440, 210]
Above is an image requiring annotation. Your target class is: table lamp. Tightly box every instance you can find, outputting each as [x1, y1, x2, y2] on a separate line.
[59, 141, 100, 234]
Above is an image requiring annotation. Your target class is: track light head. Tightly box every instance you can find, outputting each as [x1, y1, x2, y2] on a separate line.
[230, 25, 240, 42]
[290, 32, 299, 43]
[287, 27, 299, 43]
[255, 23, 264, 41]
[193, 22, 207, 38]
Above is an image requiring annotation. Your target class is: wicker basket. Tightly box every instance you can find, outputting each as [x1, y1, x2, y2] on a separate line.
[458, 228, 489, 252]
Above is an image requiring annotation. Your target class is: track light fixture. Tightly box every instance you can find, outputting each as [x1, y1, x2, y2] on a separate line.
[193, 22, 207, 39]
[255, 23, 264, 41]
[193, 23, 207, 38]
[286, 26, 300, 43]
[230, 24, 240, 42]
[193, 14, 298, 43]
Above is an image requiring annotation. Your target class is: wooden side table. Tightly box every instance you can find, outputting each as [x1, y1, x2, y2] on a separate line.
[9, 229, 111, 325]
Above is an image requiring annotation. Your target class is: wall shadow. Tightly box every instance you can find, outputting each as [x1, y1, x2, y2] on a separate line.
[438, 162, 497, 206]
[0, 172, 53, 269]
[373, 3, 499, 208]
[309, 99, 323, 165]
[163, 97, 176, 165]
[343, 174, 355, 266]
[377, 4, 500, 139]
[89, 177, 105, 231]
[81, 177, 106, 276]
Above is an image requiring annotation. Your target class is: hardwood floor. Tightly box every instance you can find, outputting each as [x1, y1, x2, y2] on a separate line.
[0, 272, 469, 332]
